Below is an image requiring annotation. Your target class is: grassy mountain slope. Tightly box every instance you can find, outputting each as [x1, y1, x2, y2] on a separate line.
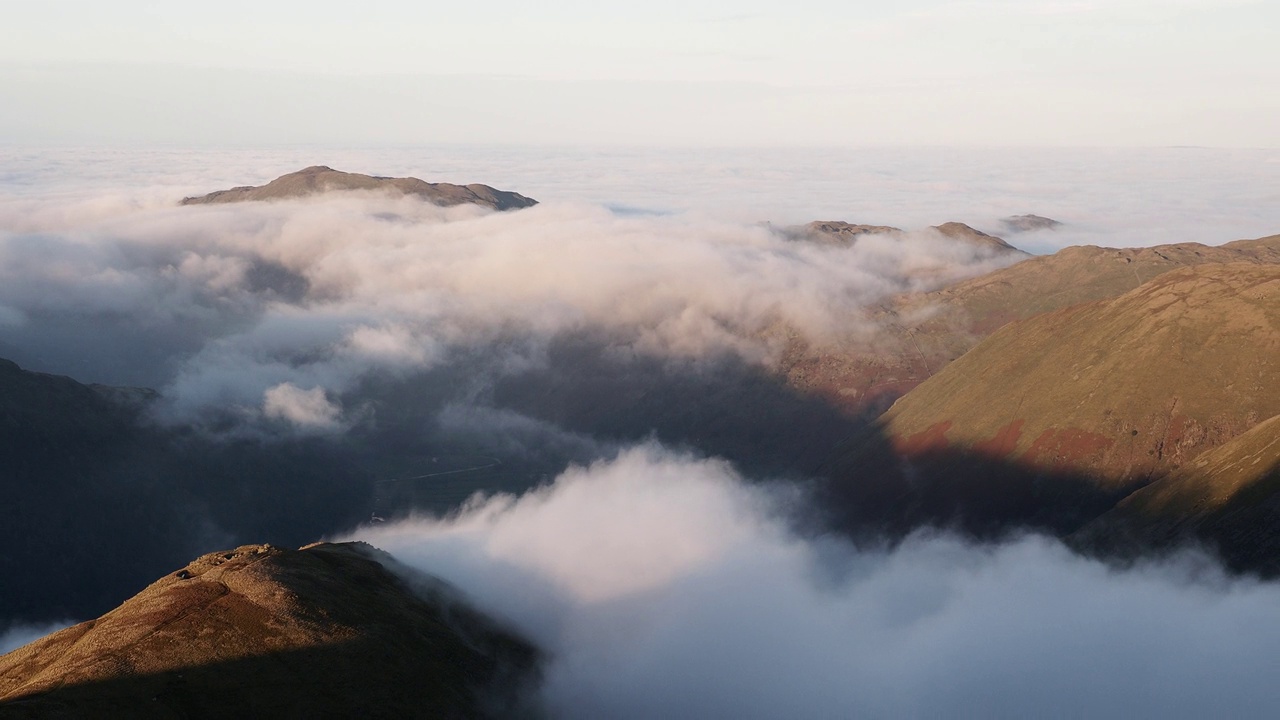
[0, 542, 538, 717]
[1076, 414, 1280, 572]
[823, 261, 1280, 539]
[784, 234, 1280, 416]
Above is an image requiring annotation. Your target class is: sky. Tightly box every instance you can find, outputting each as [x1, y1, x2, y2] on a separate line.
[1, 1, 1277, 146]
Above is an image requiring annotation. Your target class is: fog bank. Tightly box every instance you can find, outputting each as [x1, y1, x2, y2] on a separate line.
[355, 444, 1280, 719]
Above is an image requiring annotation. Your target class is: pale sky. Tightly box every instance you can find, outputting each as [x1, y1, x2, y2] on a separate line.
[1, 1, 1277, 146]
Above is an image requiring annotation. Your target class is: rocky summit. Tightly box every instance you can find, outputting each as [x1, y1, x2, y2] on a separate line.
[0, 542, 539, 718]
[180, 166, 538, 211]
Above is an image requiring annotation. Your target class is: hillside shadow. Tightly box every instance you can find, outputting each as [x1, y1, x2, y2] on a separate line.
[0, 636, 537, 719]
[815, 423, 1139, 545]
[352, 330, 883, 493]
[486, 331, 878, 480]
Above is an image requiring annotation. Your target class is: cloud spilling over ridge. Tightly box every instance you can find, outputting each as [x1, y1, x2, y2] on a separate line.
[353, 444, 1280, 719]
[0, 189, 1018, 428]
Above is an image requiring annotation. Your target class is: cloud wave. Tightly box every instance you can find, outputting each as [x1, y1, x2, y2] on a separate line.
[0, 189, 1017, 431]
[353, 444, 1280, 719]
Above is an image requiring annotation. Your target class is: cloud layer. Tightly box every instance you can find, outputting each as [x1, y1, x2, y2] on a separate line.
[355, 444, 1280, 719]
[4, 148, 1280, 698]
[14, 143, 1275, 434]
[0, 177, 1018, 430]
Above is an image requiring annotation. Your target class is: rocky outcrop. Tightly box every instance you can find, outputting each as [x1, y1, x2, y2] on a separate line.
[181, 166, 538, 211]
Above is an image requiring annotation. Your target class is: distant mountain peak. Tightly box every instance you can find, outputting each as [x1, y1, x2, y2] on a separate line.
[786, 219, 1025, 255]
[1001, 214, 1062, 233]
[930, 222, 1025, 253]
[180, 166, 538, 211]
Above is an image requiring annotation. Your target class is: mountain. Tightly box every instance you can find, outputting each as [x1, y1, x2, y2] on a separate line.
[790, 221, 904, 246]
[1076, 413, 1280, 573]
[1001, 214, 1062, 233]
[180, 166, 538, 211]
[930, 222, 1024, 253]
[0, 358, 372, 627]
[0, 542, 539, 717]
[823, 261, 1280, 539]
[781, 234, 1280, 417]
[791, 220, 1024, 254]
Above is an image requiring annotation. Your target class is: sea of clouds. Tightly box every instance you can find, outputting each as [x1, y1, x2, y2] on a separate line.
[355, 444, 1280, 719]
[3, 146, 1280, 714]
[0, 149, 1028, 418]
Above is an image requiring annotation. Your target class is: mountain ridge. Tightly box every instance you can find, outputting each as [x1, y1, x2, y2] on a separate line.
[0, 542, 539, 717]
[780, 233, 1280, 416]
[180, 165, 538, 211]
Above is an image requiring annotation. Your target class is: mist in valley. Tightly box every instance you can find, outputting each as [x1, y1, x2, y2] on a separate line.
[3, 148, 1280, 715]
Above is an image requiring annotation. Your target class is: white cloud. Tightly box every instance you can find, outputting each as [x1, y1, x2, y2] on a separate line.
[3, 146, 1277, 425]
[1, 167, 1027, 421]
[353, 443, 1280, 719]
[262, 382, 343, 430]
[0, 621, 74, 656]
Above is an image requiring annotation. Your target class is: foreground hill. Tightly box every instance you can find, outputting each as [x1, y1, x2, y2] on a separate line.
[0, 542, 538, 718]
[181, 166, 538, 211]
[824, 262, 1280, 539]
[783, 234, 1280, 416]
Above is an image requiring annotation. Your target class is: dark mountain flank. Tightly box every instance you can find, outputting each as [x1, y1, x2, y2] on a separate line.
[0, 358, 371, 626]
[780, 234, 1280, 417]
[1076, 413, 1280, 573]
[181, 166, 538, 211]
[0, 542, 539, 718]
[824, 262, 1280, 540]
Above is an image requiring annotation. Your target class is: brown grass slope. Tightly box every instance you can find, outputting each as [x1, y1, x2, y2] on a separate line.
[1076, 413, 1280, 573]
[898, 233, 1280, 336]
[878, 262, 1280, 487]
[819, 261, 1280, 541]
[0, 542, 539, 718]
[782, 234, 1280, 417]
[180, 165, 538, 211]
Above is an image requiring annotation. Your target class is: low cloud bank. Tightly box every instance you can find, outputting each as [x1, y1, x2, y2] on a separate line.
[354, 444, 1280, 719]
[0, 189, 1016, 431]
[0, 622, 74, 656]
